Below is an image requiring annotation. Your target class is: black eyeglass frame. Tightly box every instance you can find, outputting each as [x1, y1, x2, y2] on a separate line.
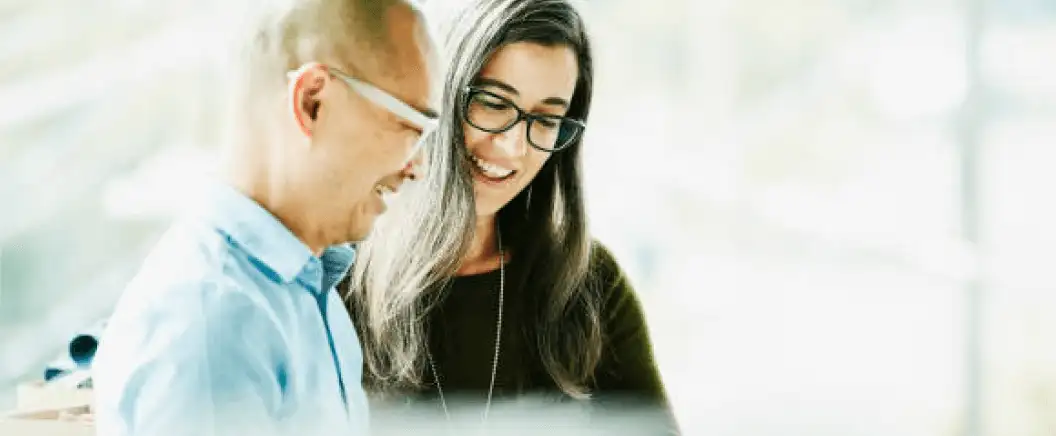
[461, 86, 586, 152]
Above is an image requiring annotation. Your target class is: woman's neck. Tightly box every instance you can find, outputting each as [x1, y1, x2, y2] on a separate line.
[456, 214, 504, 276]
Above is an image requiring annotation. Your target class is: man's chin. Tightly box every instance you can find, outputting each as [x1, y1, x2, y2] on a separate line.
[345, 230, 370, 244]
[345, 219, 378, 244]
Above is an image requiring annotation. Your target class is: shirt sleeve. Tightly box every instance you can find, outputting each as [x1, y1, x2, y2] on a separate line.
[93, 280, 286, 436]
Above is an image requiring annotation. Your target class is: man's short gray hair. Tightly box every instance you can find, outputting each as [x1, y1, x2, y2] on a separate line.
[230, 0, 411, 92]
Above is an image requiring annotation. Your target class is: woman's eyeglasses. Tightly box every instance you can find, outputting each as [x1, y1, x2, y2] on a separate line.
[462, 86, 585, 152]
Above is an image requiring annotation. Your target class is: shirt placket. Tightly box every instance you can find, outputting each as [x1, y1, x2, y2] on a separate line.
[301, 259, 349, 415]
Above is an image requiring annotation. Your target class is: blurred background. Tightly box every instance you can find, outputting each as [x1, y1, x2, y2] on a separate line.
[2, 0, 1055, 435]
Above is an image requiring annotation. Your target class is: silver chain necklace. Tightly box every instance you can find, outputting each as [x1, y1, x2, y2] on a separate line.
[427, 225, 504, 424]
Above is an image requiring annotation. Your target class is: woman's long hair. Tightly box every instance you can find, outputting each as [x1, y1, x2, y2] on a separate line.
[347, 0, 599, 399]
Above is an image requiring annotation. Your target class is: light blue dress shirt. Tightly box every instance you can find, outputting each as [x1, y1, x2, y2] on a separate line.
[93, 183, 369, 436]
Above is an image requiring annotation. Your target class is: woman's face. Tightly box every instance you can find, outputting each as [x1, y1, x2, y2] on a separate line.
[462, 42, 579, 217]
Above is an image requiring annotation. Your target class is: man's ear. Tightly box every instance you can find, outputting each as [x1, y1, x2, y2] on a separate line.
[288, 62, 330, 138]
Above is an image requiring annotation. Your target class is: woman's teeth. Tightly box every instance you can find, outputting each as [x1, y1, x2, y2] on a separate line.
[471, 155, 514, 178]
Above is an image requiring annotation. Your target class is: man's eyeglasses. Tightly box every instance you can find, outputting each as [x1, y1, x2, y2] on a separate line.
[462, 86, 585, 152]
[287, 66, 440, 149]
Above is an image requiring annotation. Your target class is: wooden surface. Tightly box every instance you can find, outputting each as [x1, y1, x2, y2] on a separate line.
[0, 382, 95, 436]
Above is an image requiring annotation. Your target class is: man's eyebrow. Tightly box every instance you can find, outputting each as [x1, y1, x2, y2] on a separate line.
[417, 107, 439, 119]
[398, 104, 437, 133]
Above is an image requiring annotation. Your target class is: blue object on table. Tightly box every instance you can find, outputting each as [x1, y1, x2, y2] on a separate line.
[69, 334, 99, 367]
[41, 319, 107, 385]
[44, 366, 67, 382]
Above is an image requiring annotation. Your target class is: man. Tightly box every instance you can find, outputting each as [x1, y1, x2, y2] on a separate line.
[92, 1, 439, 435]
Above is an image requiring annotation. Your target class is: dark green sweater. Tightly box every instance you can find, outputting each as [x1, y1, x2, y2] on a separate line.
[361, 244, 679, 434]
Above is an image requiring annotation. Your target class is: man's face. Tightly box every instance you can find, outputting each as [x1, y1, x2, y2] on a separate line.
[292, 4, 438, 244]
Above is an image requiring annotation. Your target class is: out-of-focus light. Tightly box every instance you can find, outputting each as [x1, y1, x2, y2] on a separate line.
[984, 27, 1056, 106]
[0, 22, 221, 134]
[100, 146, 214, 220]
[862, 16, 967, 119]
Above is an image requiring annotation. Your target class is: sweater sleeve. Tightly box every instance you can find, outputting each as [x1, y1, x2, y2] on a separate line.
[590, 242, 681, 435]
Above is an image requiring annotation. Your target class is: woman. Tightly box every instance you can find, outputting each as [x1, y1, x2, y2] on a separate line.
[346, 0, 678, 433]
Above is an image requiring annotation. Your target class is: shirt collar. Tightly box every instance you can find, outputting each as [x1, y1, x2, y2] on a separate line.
[191, 182, 356, 287]
[319, 244, 356, 293]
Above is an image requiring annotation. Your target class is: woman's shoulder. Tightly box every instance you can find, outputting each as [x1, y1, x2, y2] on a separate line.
[585, 240, 655, 334]
[588, 239, 620, 270]
[586, 239, 634, 298]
